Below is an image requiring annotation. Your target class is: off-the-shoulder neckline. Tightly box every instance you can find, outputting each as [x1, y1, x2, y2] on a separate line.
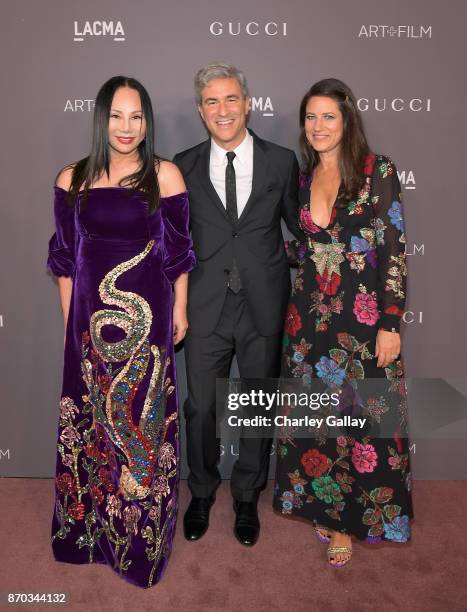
[53, 185, 189, 200]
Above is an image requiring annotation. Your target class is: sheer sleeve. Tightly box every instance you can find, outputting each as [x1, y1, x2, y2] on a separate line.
[284, 238, 307, 267]
[161, 191, 196, 283]
[47, 186, 77, 278]
[371, 156, 407, 333]
[283, 170, 309, 267]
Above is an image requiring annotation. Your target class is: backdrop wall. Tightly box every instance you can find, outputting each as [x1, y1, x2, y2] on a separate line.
[1, 0, 466, 479]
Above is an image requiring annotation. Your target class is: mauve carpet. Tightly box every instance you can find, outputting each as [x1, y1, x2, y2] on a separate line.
[0, 479, 466, 611]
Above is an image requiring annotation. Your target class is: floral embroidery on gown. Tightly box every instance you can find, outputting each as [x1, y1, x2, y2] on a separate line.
[47, 186, 195, 587]
[273, 156, 413, 543]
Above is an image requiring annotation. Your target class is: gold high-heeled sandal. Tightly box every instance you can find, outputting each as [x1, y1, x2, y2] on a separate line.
[327, 545, 353, 568]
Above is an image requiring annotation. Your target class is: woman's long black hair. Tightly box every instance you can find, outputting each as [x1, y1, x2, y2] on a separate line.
[299, 78, 371, 202]
[61, 76, 160, 213]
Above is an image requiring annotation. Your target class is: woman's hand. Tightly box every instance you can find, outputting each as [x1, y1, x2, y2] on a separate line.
[375, 329, 400, 368]
[173, 301, 188, 344]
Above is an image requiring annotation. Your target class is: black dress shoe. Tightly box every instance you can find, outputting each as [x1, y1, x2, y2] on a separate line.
[183, 495, 215, 541]
[233, 500, 260, 546]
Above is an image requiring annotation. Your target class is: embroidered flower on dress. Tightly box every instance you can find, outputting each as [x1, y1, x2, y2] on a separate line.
[90, 485, 104, 505]
[285, 304, 302, 336]
[68, 502, 85, 520]
[315, 356, 346, 386]
[353, 291, 379, 326]
[311, 476, 343, 503]
[62, 454, 74, 468]
[84, 443, 102, 462]
[98, 467, 115, 492]
[60, 426, 80, 449]
[279, 490, 294, 514]
[315, 269, 341, 295]
[288, 470, 307, 487]
[56, 473, 75, 495]
[153, 475, 170, 500]
[106, 494, 122, 518]
[383, 515, 410, 542]
[351, 442, 378, 473]
[158, 442, 176, 470]
[364, 154, 377, 176]
[300, 448, 329, 478]
[59, 397, 79, 420]
[350, 236, 370, 252]
[123, 505, 141, 535]
[388, 201, 405, 231]
[149, 505, 161, 522]
[300, 208, 322, 234]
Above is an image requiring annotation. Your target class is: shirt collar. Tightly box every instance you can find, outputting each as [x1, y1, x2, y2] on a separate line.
[210, 129, 252, 166]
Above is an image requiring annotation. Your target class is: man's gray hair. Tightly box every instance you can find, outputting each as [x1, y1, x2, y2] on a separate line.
[194, 62, 250, 104]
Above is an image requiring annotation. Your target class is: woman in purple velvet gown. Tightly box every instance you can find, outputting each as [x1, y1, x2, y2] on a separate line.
[47, 76, 195, 588]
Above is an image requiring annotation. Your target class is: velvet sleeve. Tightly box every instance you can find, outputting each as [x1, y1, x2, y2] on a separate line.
[161, 191, 196, 283]
[371, 156, 407, 333]
[47, 186, 77, 278]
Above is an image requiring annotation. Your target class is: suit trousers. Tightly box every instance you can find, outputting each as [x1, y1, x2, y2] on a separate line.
[183, 287, 283, 502]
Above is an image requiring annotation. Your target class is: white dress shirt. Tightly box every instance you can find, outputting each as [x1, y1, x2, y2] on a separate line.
[209, 129, 253, 218]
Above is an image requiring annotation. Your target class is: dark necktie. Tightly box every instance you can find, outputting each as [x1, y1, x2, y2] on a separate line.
[225, 151, 242, 293]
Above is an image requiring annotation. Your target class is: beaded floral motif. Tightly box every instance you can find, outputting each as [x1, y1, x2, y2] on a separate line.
[309, 241, 346, 278]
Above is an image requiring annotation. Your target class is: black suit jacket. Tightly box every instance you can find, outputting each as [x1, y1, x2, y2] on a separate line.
[173, 129, 304, 337]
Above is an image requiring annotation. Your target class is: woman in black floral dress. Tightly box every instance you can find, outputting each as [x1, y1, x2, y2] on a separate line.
[273, 79, 413, 567]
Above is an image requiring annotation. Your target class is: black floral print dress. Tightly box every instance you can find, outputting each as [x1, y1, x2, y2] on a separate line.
[273, 155, 413, 543]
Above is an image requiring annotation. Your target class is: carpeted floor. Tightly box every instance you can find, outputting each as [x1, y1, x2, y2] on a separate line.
[0, 478, 466, 611]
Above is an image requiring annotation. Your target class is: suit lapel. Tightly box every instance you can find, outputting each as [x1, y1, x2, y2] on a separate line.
[238, 131, 268, 224]
[196, 140, 231, 222]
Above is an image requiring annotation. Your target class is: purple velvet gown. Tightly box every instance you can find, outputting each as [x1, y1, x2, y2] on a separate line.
[47, 186, 195, 588]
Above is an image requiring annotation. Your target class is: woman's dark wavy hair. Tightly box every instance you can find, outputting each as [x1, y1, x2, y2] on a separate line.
[299, 78, 371, 202]
[61, 76, 161, 214]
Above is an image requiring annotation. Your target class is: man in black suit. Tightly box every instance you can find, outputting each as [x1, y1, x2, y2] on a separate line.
[173, 63, 303, 546]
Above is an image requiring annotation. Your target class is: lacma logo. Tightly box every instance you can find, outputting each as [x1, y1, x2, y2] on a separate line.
[398, 170, 416, 190]
[210, 21, 287, 36]
[250, 96, 274, 117]
[73, 20, 125, 42]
